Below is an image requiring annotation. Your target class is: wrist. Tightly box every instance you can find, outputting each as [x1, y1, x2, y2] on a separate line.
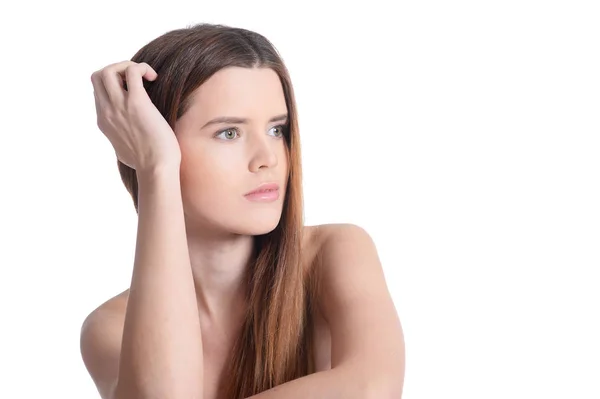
[137, 162, 181, 186]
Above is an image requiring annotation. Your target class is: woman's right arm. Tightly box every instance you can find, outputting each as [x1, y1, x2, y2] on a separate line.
[116, 165, 204, 398]
[81, 165, 204, 399]
[80, 61, 204, 399]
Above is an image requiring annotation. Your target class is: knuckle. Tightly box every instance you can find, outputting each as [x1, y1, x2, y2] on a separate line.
[125, 64, 137, 74]
[100, 68, 112, 81]
[91, 70, 103, 83]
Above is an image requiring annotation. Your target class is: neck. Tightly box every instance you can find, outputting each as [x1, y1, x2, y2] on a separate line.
[185, 226, 254, 326]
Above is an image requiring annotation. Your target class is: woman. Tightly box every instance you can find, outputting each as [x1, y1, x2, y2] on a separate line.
[80, 22, 405, 399]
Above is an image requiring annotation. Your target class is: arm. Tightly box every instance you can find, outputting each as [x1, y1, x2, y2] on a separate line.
[81, 165, 204, 399]
[317, 223, 405, 397]
[242, 223, 405, 399]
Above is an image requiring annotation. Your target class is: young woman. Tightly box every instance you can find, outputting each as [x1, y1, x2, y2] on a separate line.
[80, 22, 405, 399]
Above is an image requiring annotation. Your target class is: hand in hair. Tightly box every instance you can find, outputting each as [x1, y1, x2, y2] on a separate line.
[91, 61, 181, 173]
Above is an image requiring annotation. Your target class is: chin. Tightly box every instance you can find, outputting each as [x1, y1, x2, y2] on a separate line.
[233, 213, 283, 236]
[184, 198, 285, 237]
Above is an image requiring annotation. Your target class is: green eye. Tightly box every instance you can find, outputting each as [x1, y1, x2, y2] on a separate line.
[270, 124, 287, 138]
[215, 128, 239, 140]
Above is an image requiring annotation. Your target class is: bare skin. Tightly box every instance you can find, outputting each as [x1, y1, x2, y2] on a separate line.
[83, 224, 332, 399]
[85, 62, 299, 398]
[82, 61, 404, 398]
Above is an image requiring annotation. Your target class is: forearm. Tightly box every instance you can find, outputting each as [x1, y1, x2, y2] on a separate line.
[245, 366, 374, 399]
[115, 165, 203, 399]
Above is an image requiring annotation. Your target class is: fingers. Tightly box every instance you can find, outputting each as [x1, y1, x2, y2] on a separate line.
[90, 61, 157, 109]
[90, 69, 110, 107]
[100, 67, 126, 107]
[103, 61, 138, 100]
[125, 62, 157, 96]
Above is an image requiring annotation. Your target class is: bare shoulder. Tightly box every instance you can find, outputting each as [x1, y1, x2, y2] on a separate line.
[303, 222, 366, 243]
[303, 222, 370, 258]
[300, 223, 335, 277]
[300, 222, 374, 287]
[305, 222, 384, 297]
[306, 222, 405, 395]
[80, 289, 129, 399]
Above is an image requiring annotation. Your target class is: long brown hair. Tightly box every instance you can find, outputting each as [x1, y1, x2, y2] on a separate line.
[116, 23, 319, 398]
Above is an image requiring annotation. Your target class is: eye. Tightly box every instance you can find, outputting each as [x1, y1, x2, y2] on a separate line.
[269, 124, 287, 138]
[215, 127, 239, 140]
[214, 124, 288, 141]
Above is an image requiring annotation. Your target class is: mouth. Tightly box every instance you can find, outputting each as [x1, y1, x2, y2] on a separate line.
[244, 183, 280, 202]
[244, 182, 280, 196]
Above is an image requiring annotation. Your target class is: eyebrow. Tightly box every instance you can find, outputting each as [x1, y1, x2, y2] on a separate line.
[201, 113, 288, 129]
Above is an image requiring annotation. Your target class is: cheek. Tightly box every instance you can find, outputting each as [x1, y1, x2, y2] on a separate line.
[180, 149, 243, 199]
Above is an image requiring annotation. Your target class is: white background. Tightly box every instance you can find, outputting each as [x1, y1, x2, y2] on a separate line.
[0, 1, 598, 398]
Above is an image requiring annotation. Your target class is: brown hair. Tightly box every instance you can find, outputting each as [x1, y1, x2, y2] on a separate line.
[116, 23, 319, 398]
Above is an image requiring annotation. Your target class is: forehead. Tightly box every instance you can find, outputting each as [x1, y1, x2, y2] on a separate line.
[187, 67, 287, 118]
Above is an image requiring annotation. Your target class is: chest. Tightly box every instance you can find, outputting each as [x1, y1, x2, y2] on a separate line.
[201, 307, 331, 399]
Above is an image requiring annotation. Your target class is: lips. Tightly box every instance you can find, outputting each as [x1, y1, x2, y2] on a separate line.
[245, 182, 279, 196]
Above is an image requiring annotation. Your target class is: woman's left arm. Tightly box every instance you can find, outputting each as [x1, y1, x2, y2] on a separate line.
[246, 223, 405, 399]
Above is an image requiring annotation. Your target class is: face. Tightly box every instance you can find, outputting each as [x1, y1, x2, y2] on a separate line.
[174, 67, 290, 237]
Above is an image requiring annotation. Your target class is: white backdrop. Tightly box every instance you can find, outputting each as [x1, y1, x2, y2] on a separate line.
[0, 1, 598, 398]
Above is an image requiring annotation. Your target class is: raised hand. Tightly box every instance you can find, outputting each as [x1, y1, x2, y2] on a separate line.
[91, 61, 181, 173]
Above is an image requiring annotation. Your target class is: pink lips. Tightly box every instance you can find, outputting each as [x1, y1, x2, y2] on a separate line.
[244, 183, 280, 202]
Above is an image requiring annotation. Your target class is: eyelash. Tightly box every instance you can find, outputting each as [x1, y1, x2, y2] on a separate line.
[214, 124, 288, 141]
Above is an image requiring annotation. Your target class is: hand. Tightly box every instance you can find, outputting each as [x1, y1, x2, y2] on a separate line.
[91, 61, 181, 173]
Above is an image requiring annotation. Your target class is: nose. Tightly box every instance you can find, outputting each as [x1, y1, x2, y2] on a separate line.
[248, 134, 279, 172]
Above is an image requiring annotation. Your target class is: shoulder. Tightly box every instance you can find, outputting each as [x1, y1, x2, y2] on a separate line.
[304, 222, 389, 334]
[304, 222, 371, 243]
[311, 222, 382, 291]
[300, 223, 343, 278]
[304, 222, 375, 262]
[80, 289, 129, 332]
[305, 223, 405, 393]
[312, 222, 370, 241]
[301, 222, 378, 287]
[80, 290, 128, 398]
